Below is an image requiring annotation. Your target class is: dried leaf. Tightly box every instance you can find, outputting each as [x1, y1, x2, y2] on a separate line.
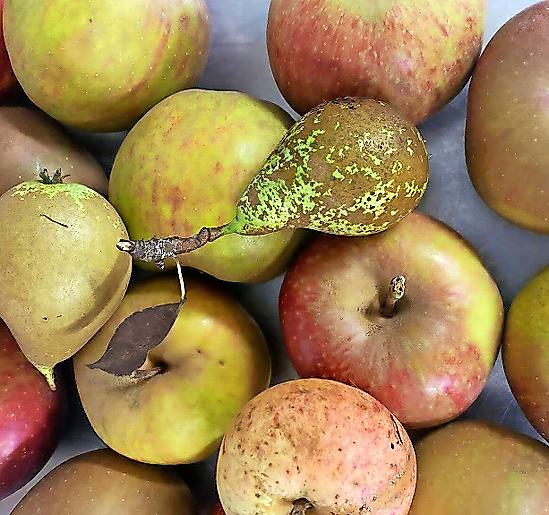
[87, 300, 184, 376]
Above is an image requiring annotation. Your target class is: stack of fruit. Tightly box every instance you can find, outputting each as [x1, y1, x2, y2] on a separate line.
[0, 0, 548, 514]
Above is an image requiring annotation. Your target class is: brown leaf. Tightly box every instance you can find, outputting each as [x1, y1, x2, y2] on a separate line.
[87, 301, 184, 376]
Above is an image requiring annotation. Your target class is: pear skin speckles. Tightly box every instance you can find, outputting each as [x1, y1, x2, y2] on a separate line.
[233, 97, 429, 237]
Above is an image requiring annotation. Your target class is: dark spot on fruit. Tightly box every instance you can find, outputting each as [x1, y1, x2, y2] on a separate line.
[218, 360, 225, 366]
[391, 443, 395, 449]
[43, 317, 47, 321]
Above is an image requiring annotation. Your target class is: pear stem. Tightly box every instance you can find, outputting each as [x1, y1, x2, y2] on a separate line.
[116, 225, 228, 270]
[380, 275, 406, 318]
[290, 499, 313, 515]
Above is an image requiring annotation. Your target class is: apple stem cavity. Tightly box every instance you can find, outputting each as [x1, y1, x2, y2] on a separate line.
[291, 498, 313, 515]
[116, 225, 228, 270]
[380, 275, 406, 318]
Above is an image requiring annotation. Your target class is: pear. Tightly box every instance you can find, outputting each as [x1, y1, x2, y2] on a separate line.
[117, 97, 429, 267]
[0, 170, 132, 389]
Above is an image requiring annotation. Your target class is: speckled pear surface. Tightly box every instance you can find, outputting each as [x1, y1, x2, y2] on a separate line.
[228, 97, 429, 237]
[0, 179, 132, 388]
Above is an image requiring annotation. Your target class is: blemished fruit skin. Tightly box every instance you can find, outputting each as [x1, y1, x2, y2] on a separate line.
[73, 274, 272, 465]
[3, 0, 211, 131]
[279, 211, 504, 429]
[0, 179, 132, 388]
[466, 1, 549, 234]
[408, 419, 549, 514]
[217, 378, 416, 515]
[267, 0, 487, 124]
[230, 97, 429, 237]
[0, 106, 108, 196]
[109, 89, 304, 283]
[0, 320, 64, 501]
[11, 448, 197, 515]
[503, 264, 549, 442]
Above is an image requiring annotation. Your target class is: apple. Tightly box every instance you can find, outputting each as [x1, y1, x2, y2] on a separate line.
[0, 0, 17, 102]
[408, 419, 549, 514]
[279, 211, 504, 429]
[0, 319, 64, 501]
[0, 106, 108, 196]
[11, 447, 197, 515]
[466, 1, 549, 234]
[216, 378, 416, 515]
[108, 88, 304, 283]
[502, 263, 549, 441]
[3, 0, 211, 132]
[73, 273, 272, 465]
[266, 0, 486, 124]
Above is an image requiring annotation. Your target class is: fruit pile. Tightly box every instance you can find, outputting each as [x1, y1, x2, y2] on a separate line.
[0, 0, 548, 514]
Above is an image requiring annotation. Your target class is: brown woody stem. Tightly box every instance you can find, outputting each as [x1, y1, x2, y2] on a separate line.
[117, 225, 227, 270]
[380, 275, 406, 318]
[291, 499, 313, 515]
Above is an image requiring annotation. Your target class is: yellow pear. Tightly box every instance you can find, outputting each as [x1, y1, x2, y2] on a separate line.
[0, 170, 132, 389]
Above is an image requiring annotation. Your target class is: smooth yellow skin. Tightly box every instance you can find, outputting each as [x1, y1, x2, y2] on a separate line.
[3, 0, 211, 131]
[109, 89, 304, 283]
[73, 274, 272, 465]
[0, 181, 132, 388]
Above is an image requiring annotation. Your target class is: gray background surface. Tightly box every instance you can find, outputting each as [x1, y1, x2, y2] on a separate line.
[1, 0, 547, 513]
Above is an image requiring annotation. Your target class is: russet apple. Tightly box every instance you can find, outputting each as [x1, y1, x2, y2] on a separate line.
[267, 0, 486, 124]
[279, 211, 504, 429]
[11, 448, 196, 515]
[73, 273, 272, 465]
[0, 320, 64, 501]
[408, 419, 549, 514]
[217, 378, 416, 515]
[3, 0, 211, 131]
[109, 88, 304, 283]
[503, 263, 549, 441]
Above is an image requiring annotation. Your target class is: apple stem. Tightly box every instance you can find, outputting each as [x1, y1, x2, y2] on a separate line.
[290, 499, 313, 515]
[38, 168, 70, 184]
[380, 275, 406, 318]
[116, 225, 228, 270]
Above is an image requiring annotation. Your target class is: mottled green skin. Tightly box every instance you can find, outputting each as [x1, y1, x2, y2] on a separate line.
[231, 97, 429, 237]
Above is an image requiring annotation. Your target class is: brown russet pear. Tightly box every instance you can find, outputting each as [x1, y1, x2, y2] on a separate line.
[118, 97, 429, 268]
[0, 170, 132, 389]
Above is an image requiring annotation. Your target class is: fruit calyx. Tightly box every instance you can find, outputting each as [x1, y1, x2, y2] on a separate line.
[291, 498, 313, 515]
[38, 168, 69, 184]
[380, 275, 406, 318]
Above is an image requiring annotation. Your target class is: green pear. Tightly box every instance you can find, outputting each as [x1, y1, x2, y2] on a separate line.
[118, 97, 429, 268]
[0, 170, 132, 389]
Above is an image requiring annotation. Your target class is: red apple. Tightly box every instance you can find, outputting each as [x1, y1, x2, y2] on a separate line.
[466, 1, 549, 234]
[266, 0, 487, 124]
[3, 0, 211, 131]
[0, 0, 17, 101]
[279, 211, 504, 429]
[0, 320, 64, 500]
